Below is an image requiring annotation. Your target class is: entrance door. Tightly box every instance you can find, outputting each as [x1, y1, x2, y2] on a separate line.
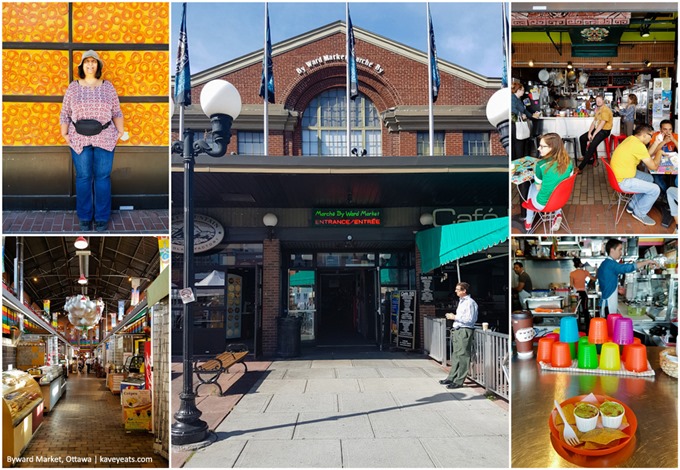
[317, 271, 374, 346]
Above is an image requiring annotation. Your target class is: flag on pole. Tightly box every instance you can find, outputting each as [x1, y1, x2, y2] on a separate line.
[347, 10, 358, 100]
[501, 2, 509, 88]
[259, 4, 275, 103]
[174, 2, 191, 105]
[428, 9, 441, 103]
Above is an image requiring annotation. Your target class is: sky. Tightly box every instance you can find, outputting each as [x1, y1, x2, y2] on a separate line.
[170, 2, 505, 78]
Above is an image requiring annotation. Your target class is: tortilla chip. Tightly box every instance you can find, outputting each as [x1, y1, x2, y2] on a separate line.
[555, 403, 576, 426]
[584, 441, 610, 450]
[580, 428, 628, 445]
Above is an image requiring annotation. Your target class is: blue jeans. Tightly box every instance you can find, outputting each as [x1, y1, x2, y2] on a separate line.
[525, 182, 561, 224]
[618, 170, 660, 218]
[71, 146, 114, 223]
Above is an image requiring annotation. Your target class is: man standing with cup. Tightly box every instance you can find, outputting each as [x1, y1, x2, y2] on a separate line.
[439, 282, 478, 389]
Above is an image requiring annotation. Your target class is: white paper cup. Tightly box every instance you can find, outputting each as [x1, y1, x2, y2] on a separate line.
[574, 403, 599, 432]
[600, 401, 625, 429]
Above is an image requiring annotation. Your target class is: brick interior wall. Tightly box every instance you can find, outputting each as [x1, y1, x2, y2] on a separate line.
[2, 344, 17, 370]
[512, 42, 675, 69]
[262, 239, 281, 355]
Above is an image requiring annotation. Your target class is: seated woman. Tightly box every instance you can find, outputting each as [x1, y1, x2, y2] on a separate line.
[525, 133, 574, 232]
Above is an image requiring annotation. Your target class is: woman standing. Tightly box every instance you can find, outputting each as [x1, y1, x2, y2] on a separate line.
[525, 133, 573, 232]
[512, 82, 540, 218]
[511, 82, 540, 160]
[569, 257, 593, 332]
[618, 93, 637, 136]
[60, 50, 124, 232]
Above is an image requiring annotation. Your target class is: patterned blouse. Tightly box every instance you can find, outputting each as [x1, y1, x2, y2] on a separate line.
[60, 80, 123, 154]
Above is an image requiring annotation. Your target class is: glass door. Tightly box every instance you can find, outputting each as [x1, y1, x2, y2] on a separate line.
[288, 270, 316, 341]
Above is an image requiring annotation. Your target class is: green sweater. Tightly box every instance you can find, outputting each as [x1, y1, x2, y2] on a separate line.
[534, 158, 573, 206]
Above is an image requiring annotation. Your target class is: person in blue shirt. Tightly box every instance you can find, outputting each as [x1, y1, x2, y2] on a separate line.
[597, 239, 660, 317]
[439, 282, 478, 389]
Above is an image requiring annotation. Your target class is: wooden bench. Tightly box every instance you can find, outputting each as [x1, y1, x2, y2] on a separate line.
[193, 344, 248, 395]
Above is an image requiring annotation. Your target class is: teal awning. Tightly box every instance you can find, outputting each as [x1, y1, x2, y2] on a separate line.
[415, 217, 509, 274]
[289, 270, 315, 286]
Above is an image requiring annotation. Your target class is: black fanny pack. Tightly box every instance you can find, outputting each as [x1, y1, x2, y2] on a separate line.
[73, 119, 112, 136]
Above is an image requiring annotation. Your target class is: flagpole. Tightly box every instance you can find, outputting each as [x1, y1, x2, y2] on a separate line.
[426, 3, 434, 157]
[346, 2, 351, 156]
[263, 2, 269, 156]
[179, 104, 185, 140]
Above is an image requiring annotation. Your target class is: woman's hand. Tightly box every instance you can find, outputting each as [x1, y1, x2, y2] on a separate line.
[62, 133, 70, 146]
[117, 129, 125, 141]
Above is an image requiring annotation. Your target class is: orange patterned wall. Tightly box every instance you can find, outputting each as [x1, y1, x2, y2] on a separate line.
[72, 2, 169, 44]
[2, 2, 169, 147]
[2, 50, 70, 96]
[73, 50, 169, 97]
[2, 2, 69, 43]
[2, 102, 62, 146]
[2, 102, 169, 147]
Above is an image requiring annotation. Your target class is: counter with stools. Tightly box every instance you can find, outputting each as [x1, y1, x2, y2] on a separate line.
[537, 117, 620, 163]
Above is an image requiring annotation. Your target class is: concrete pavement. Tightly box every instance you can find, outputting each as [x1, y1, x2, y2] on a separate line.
[174, 348, 508, 468]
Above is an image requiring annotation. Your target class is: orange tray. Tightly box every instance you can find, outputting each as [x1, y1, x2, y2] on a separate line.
[548, 394, 637, 456]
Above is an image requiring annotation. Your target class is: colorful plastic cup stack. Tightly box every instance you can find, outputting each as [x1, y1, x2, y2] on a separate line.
[551, 341, 573, 368]
[588, 317, 608, 354]
[560, 316, 580, 359]
[606, 313, 623, 338]
[577, 341, 599, 369]
[612, 317, 634, 345]
[621, 337, 642, 362]
[599, 342, 622, 371]
[536, 337, 555, 363]
[624, 343, 648, 372]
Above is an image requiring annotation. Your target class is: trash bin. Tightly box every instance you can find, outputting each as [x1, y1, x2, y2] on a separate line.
[277, 316, 302, 357]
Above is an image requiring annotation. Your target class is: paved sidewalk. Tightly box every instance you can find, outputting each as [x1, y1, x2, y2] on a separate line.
[172, 349, 509, 468]
[2, 209, 169, 234]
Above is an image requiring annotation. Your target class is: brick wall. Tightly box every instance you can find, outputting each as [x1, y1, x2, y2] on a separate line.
[262, 239, 281, 355]
[512, 42, 675, 68]
[192, 29, 498, 156]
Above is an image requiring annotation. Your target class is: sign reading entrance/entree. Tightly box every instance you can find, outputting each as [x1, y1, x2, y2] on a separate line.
[312, 208, 381, 226]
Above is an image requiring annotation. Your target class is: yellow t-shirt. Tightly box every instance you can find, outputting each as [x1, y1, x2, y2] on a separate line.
[594, 105, 613, 131]
[610, 135, 649, 182]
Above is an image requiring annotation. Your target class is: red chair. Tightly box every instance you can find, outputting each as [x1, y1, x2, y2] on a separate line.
[521, 173, 577, 234]
[610, 134, 627, 153]
[602, 159, 638, 225]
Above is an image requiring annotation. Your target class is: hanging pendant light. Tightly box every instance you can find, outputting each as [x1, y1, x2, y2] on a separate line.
[74, 236, 88, 249]
[78, 274, 88, 285]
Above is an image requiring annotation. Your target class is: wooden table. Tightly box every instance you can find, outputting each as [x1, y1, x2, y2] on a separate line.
[511, 346, 678, 467]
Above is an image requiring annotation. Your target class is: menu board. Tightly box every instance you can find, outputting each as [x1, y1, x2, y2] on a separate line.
[419, 275, 434, 304]
[16, 341, 45, 370]
[121, 389, 152, 431]
[226, 274, 242, 339]
[396, 290, 416, 350]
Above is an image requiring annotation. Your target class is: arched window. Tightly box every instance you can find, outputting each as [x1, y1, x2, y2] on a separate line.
[301, 89, 382, 156]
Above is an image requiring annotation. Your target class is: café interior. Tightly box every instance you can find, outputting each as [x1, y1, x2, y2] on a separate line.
[510, 3, 678, 234]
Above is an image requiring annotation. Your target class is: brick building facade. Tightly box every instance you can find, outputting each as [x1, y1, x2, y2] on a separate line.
[171, 22, 509, 358]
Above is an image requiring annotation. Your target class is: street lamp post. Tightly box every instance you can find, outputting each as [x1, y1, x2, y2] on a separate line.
[171, 80, 242, 447]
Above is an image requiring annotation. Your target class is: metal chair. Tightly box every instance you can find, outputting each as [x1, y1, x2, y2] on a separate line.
[602, 159, 638, 225]
[521, 173, 577, 234]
